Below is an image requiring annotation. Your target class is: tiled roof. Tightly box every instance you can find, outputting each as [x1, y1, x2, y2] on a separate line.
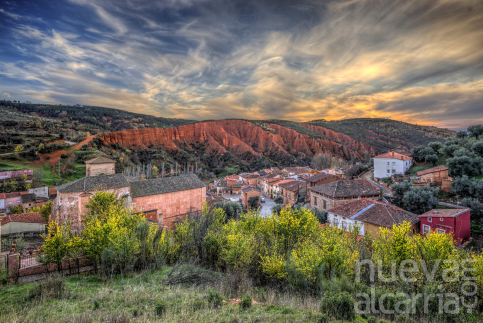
[274, 179, 295, 187]
[242, 186, 261, 193]
[420, 209, 470, 218]
[279, 180, 306, 191]
[328, 199, 420, 228]
[306, 173, 339, 183]
[417, 166, 448, 176]
[1, 212, 47, 225]
[85, 156, 116, 164]
[21, 193, 36, 203]
[0, 193, 5, 199]
[5, 192, 22, 198]
[256, 170, 267, 176]
[374, 151, 413, 161]
[56, 174, 130, 193]
[130, 174, 205, 198]
[310, 180, 380, 198]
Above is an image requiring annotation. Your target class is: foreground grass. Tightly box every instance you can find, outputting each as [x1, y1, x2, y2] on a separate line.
[0, 267, 332, 323]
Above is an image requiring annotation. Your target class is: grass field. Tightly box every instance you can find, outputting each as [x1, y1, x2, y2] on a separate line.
[0, 267, 341, 323]
[407, 155, 447, 175]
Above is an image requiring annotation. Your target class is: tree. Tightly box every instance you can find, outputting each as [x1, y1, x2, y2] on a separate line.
[9, 206, 23, 214]
[447, 156, 483, 177]
[152, 165, 159, 178]
[401, 185, 439, 214]
[213, 201, 242, 221]
[443, 144, 459, 158]
[248, 196, 260, 208]
[451, 175, 475, 197]
[472, 141, 483, 157]
[40, 201, 52, 222]
[313, 208, 328, 224]
[454, 148, 476, 158]
[14, 145, 24, 156]
[456, 131, 468, 139]
[413, 146, 435, 162]
[391, 180, 413, 204]
[274, 196, 284, 204]
[428, 142, 443, 154]
[425, 154, 438, 166]
[468, 125, 483, 138]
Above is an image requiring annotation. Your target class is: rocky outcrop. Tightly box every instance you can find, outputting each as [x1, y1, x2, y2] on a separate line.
[100, 120, 374, 163]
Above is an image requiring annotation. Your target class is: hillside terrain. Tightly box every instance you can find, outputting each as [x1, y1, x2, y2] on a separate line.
[306, 118, 454, 153]
[1, 101, 455, 176]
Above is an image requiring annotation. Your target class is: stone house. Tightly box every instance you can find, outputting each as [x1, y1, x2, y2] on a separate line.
[130, 174, 206, 228]
[241, 186, 261, 208]
[327, 199, 419, 237]
[272, 179, 295, 199]
[305, 173, 341, 189]
[416, 166, 449, 184]
[309, 179, 381, 211]
[262, 177, 284, 196]
[21, 193, 49, 211]
[85, 156, 116, 177]
[52, 174, 131, 227]
[278, 180, 307, 206]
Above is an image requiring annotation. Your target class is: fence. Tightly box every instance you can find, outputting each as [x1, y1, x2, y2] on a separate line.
[0, 254, 7, 270]
[1, 239, 12, 253]
[19, 253, 40, 269]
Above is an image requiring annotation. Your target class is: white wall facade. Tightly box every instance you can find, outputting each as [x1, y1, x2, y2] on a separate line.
[374, 158, 412, 179]
[327, 211, 364, 235]
[1, 222, 46, 235]
[29, 186, 49, 199]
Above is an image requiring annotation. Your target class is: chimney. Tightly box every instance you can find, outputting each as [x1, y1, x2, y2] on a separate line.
[391, 151, 394, 156]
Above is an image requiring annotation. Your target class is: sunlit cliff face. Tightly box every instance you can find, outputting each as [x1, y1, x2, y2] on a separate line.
[1, 0, 483, 129]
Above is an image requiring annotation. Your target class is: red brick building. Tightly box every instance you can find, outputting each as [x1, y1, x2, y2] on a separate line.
[416, 166, 449, 184]
[420, 208, 471, 245]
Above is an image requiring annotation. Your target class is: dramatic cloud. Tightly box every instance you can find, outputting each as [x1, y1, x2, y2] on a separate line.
[0, 0, 482, 129]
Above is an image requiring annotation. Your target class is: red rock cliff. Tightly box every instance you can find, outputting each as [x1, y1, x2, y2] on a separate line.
[100, 120, 373, 161]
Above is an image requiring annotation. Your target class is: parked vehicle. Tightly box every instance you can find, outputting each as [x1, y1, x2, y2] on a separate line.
[261, 198, 265, 203]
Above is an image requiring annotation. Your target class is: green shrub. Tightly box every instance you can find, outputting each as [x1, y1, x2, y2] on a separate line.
[207, 290, 223, 308]
[367, 317, 378, 323]
[318, 314, 329, 323]
[320, 291, 355, 321]
[93, 300, 101, 310]
[281, 306, 295, 314]
[240, 295, 252, 309]
[155, 301, 168, 317]
[31, 276, 67, 300]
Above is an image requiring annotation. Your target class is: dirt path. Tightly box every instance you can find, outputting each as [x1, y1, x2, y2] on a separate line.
[37, 135, 96, 172]
[360, 169, 393, 197]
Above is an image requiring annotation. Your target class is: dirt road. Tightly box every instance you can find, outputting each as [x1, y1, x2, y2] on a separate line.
[38, 135, 96, 172]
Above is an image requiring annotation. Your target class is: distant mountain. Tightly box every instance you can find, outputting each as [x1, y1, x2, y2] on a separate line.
[305, 118, 454, 153]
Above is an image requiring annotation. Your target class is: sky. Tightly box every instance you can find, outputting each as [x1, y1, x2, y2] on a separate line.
[0, 0, 483, 129]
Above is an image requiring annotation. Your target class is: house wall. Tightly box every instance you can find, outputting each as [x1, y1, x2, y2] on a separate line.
[0, 199, 4, 210]
[133, 186, 206, 228]
[310, 192, 379, 211]
[374, 158, 412, 179]
[242, 190, 260, 208]
[1, 222, 46, 235]
[86, 162, 115, 177]
[421, 210, 471, 244]
[364, 222, 419, 239]
[28, 186, 49, 199]
[6, 196, 22, 208]
[327, 211, 364, 235]
[52, 187, 130, 226]
[307, 176, 339, 188]
[420, 169, 449, 183]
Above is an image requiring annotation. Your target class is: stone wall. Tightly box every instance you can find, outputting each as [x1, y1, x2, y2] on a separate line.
[86, 162, 115, 177]
[133, 187, 206, 227]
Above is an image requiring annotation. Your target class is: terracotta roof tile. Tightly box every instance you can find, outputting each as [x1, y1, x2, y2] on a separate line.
[278, 180, 306, 191]
[242, 186, 261, 193]
[56, 174, 129, 193]
[416, 166, 448, 176]
[374, 151, 413, 161]
[420, 209, 470, 218]
[1, 212, 47, 225]
[306, 173, 340, 183]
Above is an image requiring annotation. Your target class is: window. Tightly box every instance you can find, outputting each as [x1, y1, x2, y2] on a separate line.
[423, 225, 430, 235]
[437, 229, 445, 234]
[392, 169, 396, 173]
[387, 162, 390, 165]
[314, 197, 317, 206]
[392, 162, 395, 166]
[440, 218, 444, 221]
[428, 217, 432, 222]
[387, 169, 390, 173]
[334, 218, 339, 226]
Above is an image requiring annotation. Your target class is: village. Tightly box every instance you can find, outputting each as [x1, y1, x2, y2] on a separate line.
[1, 142, 472, 272]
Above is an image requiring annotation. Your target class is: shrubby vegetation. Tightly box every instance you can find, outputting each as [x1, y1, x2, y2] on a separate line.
[32, 192, 483, 322]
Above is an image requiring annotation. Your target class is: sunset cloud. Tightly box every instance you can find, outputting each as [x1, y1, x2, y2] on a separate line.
[0, 0, 482, 129]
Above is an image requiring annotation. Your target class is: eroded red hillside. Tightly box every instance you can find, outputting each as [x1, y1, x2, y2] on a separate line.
[99, 120, 373, 161]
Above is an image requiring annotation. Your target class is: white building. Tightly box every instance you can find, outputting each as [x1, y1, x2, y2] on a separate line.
[373, 151, 413, 179]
